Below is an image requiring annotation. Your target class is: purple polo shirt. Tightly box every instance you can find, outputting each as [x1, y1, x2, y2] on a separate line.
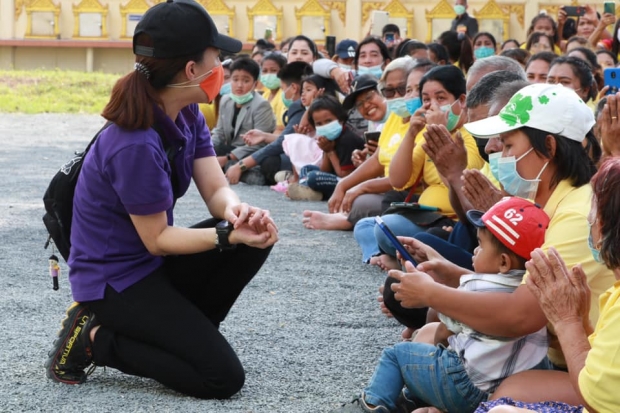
[69, 104, 215, 302]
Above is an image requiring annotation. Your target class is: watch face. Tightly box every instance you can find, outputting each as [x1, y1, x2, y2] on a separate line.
[216, 220, 231, 230]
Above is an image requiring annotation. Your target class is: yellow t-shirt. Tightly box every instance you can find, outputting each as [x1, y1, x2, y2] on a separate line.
[394, 127, 486, 217]
[198, 102, 218, 131]
[480, 161, 500, 189]
[377, 113, 411, 178]
[263, 88, 285, 128]
[523, 181, 616, 367]
[578, 281, 620, 413]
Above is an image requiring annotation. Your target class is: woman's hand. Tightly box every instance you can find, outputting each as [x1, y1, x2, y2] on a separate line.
[389, 261, 436, 308]
[397, 235, 442, 264]
[424, 103, 448, 127]
[341, 185, 364, 213]
[408, 108, 427, 137]
[462, 169, 504, 212]
[601, 93, 620, 157]
[557, 7, 567, 26]
[422, 125, 467, 182]
[525, 247, 591, 327]
[599, 12, 616, 29]
[230, 221, 279, 249]
[243, 129, 266, 146]
[225, 163, 242, 185]
[328, 186, 345, 213]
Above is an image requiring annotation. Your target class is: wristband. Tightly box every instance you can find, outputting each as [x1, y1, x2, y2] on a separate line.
[239, 161, 248, 172]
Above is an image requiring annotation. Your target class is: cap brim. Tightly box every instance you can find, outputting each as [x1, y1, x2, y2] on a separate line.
[464, 114, 521, 139]
[342, 85, 374, 111]
[212, 33, 243, 54]
[466, 210, 486, 228]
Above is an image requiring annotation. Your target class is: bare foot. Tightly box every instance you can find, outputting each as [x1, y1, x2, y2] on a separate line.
[369, 254, 400, 271]
[302, 210, 352, 230]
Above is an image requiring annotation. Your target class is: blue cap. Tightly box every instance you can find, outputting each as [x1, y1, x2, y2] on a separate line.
[336, 39, 358, 59]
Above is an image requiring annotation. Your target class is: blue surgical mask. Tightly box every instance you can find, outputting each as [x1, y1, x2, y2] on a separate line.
[454, 4, 466, 15]
[474, 46, 495, 59]
[315, 120, 343, 141]
[387, 97, 411, 119]
[358, 64, 383, 79]
[405, 97, 422, 115]
[230, 90, 254, 105]
[219, 82, 231, 96]
[488, 152, 501, 181]
[260, 73, 281, 90]
[588, 232, 603, 263]
[339, 64, 352, 71]
[497, 147, 549, 200]
[281, 86, 294, 108]
[439, 100, 461, 131]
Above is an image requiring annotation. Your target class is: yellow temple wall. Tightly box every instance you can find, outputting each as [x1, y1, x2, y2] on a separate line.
[0, 0, 606, 73]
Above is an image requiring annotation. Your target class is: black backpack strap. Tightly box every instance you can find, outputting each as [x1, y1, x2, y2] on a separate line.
[151, 123, 180, 201]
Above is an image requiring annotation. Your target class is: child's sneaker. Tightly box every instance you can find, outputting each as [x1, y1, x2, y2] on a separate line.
[330, 395, 390, 413]
[274, 170, 293, 183]
[287, 183, 323, 201]
[45, 302, 98, 384]
[270, 181, 289, 193]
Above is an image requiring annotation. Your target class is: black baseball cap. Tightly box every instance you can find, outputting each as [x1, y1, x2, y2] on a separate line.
[133, 0, 242, 59]
[342, 74, 379, 111]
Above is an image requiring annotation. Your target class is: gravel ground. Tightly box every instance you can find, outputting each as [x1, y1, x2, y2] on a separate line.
[0, 114, 403, 413]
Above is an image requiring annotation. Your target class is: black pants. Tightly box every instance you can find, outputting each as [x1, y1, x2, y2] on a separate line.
[86, 218, 272, 399]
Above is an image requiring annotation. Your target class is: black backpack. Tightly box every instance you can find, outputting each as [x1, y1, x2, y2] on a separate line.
[43, 122, 177, 262]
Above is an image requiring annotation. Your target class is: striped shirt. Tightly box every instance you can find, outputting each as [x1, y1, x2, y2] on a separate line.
[439, 270, 549, 392]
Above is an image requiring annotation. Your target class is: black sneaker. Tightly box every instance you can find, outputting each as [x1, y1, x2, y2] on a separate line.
[329, 394, 390, 413]
[45, 302, 97, 384]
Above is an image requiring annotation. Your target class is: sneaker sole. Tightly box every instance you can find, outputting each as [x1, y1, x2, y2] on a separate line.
[45, 302, 91, 384]
[287, 183, 323, 201]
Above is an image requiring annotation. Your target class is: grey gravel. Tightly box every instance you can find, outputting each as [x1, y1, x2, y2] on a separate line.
[0, 114, 403, 413]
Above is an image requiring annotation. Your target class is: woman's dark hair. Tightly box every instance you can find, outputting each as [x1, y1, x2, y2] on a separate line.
[562, 17, 577, 40]
[500, 48, 531, 67]
[501, 39, 521, 50]
[591, 157, 620, 269]
[307, 95, 348, 128]
[230, 57, 260, 81]
[525, 51, 557, 70]
[472, 32, 497, 49]
[255, 38, 275, 51]
[597, 49, 618, 66]
[412, 58, 436, 73]
[521, 126, 597, 189]
[525, 32, 555, 52]
[395, 39, 428, 59]
[102, 33, 203, 130]
[527, 14, 559, 44]
[568, 47, 604, 90]
[611, 20, 620, 58]
[550, 56, 597, 102]
[437, 31, 474, 73]
[419, 65, 466, 100]
[354, 36, 392, 69]
[427, 43, 450, 65]
[280, 37, 293, 51]
[565, 35, 588, 50]
[289, 35, 319, 59]
[262, 52, 287, 70]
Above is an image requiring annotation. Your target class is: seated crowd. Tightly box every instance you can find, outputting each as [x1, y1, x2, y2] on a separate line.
[196, 10, 620, 413]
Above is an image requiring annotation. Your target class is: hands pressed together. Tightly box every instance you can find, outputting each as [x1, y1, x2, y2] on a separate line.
[224, 203, 279, 249]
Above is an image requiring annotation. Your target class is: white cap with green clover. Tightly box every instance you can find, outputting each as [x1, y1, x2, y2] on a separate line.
[464, 83, 595, 143]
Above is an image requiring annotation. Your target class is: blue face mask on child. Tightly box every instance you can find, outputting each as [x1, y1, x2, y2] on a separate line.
[405, 97, 422, 115]
[315, 120, 343, 141]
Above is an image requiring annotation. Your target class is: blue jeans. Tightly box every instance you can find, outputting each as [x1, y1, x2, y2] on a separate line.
[299, 164, 338, 199]
[354, 215, 426, 263]
[364, 343, 488, 413]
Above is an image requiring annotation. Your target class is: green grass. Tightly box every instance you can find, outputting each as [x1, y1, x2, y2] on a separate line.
[0, 69, 119, 114]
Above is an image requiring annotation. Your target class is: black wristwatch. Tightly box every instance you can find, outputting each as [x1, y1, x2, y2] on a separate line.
[215, 220, 236, 251]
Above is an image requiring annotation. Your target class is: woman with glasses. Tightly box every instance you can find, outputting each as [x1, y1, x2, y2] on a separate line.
[301, 57, 421, 232]
[362, 65, 485, 271]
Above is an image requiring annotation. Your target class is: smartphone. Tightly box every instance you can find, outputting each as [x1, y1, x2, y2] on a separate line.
[370, 11, 390, 37]
[325, 36, 336, 58]
[604, 68, 620, 95]
[363, 131, 381, 144]
[375, 216, 417, 265]
[264, 28, 272, 40]
[389, 202, 440, 212]
[563, 6, 586, 17]
[385, 32, 395, 43]
[604, 1, 615, 15]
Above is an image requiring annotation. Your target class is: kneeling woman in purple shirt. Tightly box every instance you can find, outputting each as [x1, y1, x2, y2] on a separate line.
[44, 0, 278, 399]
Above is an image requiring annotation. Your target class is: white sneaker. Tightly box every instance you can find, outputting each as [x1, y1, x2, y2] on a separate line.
[287, 183, 323, 201]
[274, 170, 293, 183]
